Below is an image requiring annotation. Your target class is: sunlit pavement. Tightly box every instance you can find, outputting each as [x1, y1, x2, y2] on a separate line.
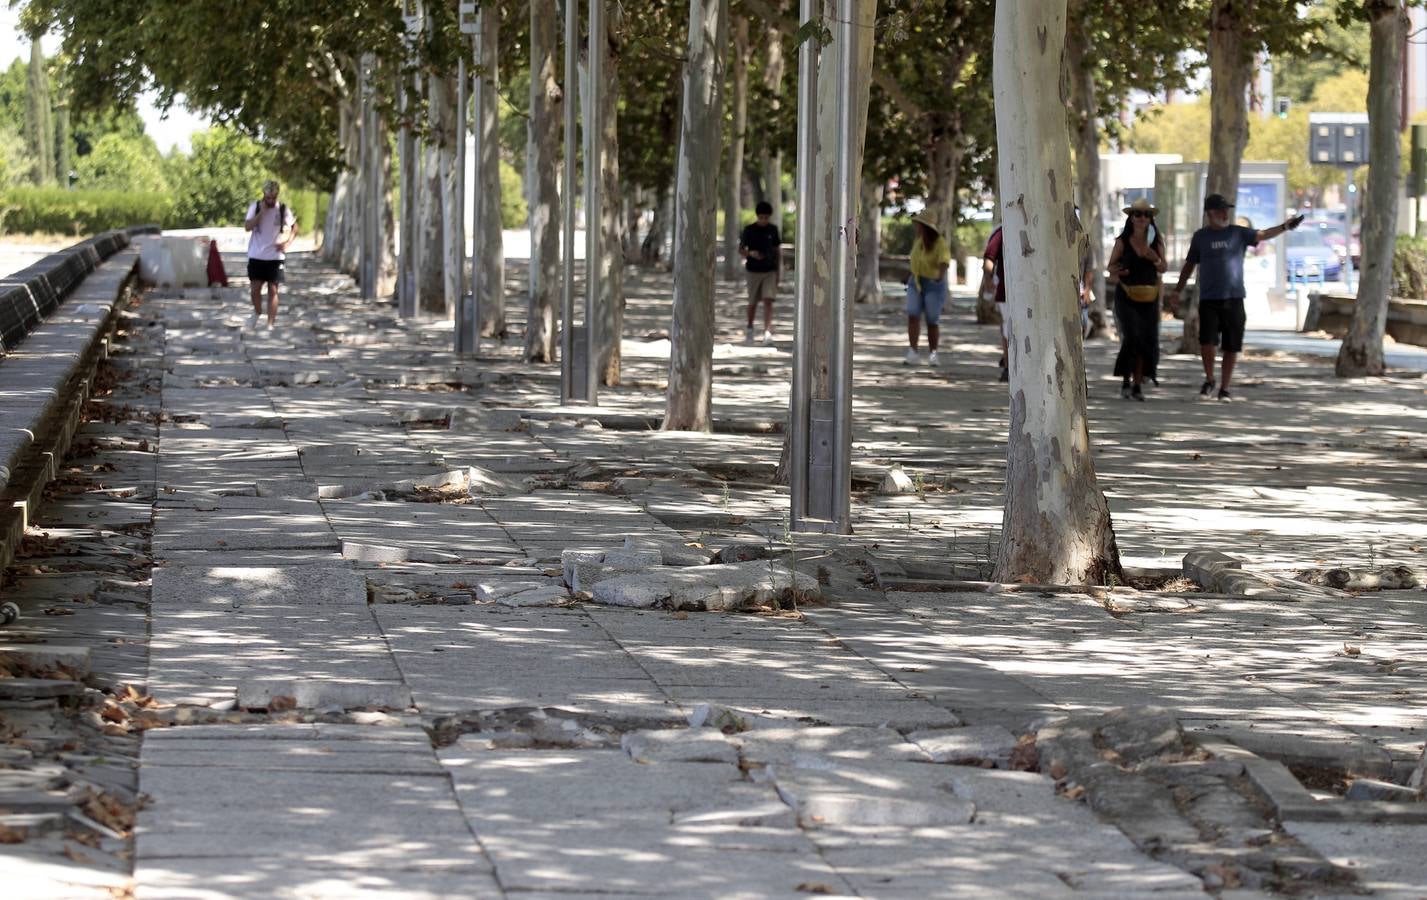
[6, 249, 1426, 898]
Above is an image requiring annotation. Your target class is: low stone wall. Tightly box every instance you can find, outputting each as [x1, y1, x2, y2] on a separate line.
[1305, 292, 1427, 347]
[0, 237, 144, 568]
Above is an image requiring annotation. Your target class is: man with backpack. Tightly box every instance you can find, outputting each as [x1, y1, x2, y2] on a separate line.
[244, 179, 298, 329]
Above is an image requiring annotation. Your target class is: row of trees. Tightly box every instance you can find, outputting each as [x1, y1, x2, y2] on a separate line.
[21, 0, 1407, 584]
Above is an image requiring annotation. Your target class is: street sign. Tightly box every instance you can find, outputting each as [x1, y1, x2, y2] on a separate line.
[458, 2, 478, 34]
[1308, 113, 1369, 167]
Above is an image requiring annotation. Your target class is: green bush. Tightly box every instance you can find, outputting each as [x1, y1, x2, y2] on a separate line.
[0, 186, 173, 235]
[882, 217, 915, 255]
[500, 160, 526, 229]
[1393, 234, 1427, 300]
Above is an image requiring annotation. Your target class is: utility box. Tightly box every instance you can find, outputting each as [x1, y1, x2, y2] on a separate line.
[1308, 113, 1370, 167]
[1154, 160, 1294, 329]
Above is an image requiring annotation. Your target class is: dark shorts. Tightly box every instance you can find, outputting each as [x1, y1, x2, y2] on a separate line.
[1199, 297, 1245, 353]
[247, 258, 285, 285]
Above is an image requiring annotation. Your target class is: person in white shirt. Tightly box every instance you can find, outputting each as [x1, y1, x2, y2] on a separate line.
[243, 179, 298, 328]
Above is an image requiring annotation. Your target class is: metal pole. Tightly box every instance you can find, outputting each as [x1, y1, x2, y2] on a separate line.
[360, 54, 377, 301]
[829, 0, 856, 534]
[1343, 168, 1356, 292]
[399, 3, 422, 317]
[582, 0, 603, 405]
[457, 3, 478, 354]
[560, 0, 578, 403]
[789, 0, 818, 531]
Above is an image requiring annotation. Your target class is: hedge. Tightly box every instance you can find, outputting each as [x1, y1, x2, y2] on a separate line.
[0, 187, 175, 236]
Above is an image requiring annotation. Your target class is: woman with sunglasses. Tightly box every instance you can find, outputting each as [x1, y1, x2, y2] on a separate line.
[1107, 198, 1168, 401]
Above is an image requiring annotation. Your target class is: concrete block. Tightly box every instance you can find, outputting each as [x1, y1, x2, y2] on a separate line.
[0, 644, 92, 678]
[601, 548, 662, 569]
[236, 679, 413, 712]
[908, 724, 1019, 766]
[253, 477, 320, 499]
[496, 585, 570, 607]
[621, 729, 740, 765]
[341, 542, 461, 564]
[1345, 778, 1422, 803]
[877, 464, 917, 494]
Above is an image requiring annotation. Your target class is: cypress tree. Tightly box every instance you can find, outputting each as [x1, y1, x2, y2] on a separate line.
[25, 38, 55, 185]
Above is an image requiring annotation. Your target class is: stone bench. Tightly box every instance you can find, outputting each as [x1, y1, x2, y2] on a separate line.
[0, 231, 147, 568]
[1304, 292, 1427, 347]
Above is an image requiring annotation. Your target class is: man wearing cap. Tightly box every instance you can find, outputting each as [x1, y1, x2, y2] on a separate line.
[905, 214, 951, 367]
[1169, 193, 1302, 401]
[244, 179, 298, 329]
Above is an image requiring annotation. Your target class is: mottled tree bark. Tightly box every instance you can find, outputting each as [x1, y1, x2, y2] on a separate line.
[663, 0, 729, 431]
[525, 0, 562, 362]
[476, 8, 506, 337]
[1336, 0, 1405, 377]
[856, 177, 883, 304]
[596, 6, 626, 385]
[722, 17, 751, 283]
[1066, 1, 1112, 339]
[992, 0, 1121, 585]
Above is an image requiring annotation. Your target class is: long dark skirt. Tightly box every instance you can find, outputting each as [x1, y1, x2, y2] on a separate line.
[1113, 289, 1160, 382]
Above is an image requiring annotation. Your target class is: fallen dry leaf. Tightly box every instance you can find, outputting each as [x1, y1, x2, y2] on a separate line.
[267, 695, 297, 712]
[796, 884, 835, 895]
[1048, 762, 1068, 780]
[0, 824, 27, 844]
[1342, 643, 1361, 657]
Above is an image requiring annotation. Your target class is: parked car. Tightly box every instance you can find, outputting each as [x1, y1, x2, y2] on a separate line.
[1300, 218, 1360, 268]
[1286, 226, 1343, 282]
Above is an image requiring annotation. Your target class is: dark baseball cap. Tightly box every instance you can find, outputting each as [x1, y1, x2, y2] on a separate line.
[1204, 193, 1235, 211]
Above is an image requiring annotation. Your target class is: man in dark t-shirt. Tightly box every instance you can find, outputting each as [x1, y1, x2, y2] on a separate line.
[1170, 193, 1302, 402]
[739, 201, 782, 345]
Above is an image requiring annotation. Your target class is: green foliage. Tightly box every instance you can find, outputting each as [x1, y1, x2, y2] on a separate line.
[1392, 234, 1427, 301]
[499, 159, 526, 229]
[25, 41, 55, 184]
[0, 186, 172, 235]
[168, 127, 273, 228]
[74, 132, 168, 192]
[882, 217, 915, 256]
[0, 125, 28, 189]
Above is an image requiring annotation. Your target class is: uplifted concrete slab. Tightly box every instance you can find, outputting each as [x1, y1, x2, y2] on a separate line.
[151, 565, 365, 609]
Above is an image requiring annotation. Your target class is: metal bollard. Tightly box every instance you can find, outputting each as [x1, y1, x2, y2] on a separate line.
[456, 294, 478, 355]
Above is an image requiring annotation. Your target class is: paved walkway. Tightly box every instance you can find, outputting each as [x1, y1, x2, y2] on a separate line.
[4, 251, 1425, 898]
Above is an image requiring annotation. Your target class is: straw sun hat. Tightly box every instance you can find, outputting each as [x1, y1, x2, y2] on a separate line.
[1122, 198, 1158, 216]
[911, 214, 941, 234]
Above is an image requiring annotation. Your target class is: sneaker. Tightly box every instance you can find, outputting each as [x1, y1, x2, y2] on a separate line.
[762, 330, 774, 346]
[904, 348, 920, 366]
[1198, 379, 1216, 400]
[1216, 389, 1234, 402]
[744, 326, 755, 345]
[1131, 383, 1145, 402]
[1119, 382, 1131, 400]
[998, 366, 1009, 383]
[247, 313, 259, 329]
[927, 351, 940, 367]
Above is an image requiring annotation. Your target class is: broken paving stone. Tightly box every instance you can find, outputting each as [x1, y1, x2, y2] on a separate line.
[495, 585, 570, 607]
[342, 542, 461, 564]
[621, 729, 740, 765]
[0, 645, 92, 679]
[236, 679, 413, 712]
[253, 478, 320, 500]
[714, 543, 775, 563]
[907, 725, 1019, 766]
[600, 549, 663, 569]
[1296, 565, 1421, 591]
[589, 561, 818, 611]
[1344, 778, 1423, 803]
[877, 465, 917, 495]
[474, 579, 550, 601]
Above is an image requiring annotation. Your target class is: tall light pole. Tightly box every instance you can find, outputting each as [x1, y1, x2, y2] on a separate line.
[456, 2, 479, 354]
[560, 0, 601, 406]
[398, 1, 422, 317]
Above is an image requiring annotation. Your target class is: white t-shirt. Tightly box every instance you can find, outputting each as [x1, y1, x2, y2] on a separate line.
[246, 201, 297, 261]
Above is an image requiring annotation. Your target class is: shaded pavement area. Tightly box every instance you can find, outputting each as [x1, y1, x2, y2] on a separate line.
[3, 250, 1425, 898]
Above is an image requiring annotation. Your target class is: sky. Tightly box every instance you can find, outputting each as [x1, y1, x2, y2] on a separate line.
[1, 6, 211, 153]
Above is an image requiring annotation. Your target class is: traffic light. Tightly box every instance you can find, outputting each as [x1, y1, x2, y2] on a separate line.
[1275, 96, 1291, 119]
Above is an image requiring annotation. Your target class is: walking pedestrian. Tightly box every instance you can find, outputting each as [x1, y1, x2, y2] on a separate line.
[980, 224, 1009, 381]
[244, 179, 298, 329]
[905, 214, 950, 367]
[1108, 198, 1167, 401]
[739, 201, 781, 345]
[1169, 193, 1303, 401]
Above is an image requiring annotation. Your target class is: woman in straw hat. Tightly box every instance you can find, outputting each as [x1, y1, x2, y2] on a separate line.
[904, 214, 951, 367]
[1107, 197, 1167, 401]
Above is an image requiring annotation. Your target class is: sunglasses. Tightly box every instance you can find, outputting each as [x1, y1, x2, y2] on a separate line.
[1130, 211, 1152, 219]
